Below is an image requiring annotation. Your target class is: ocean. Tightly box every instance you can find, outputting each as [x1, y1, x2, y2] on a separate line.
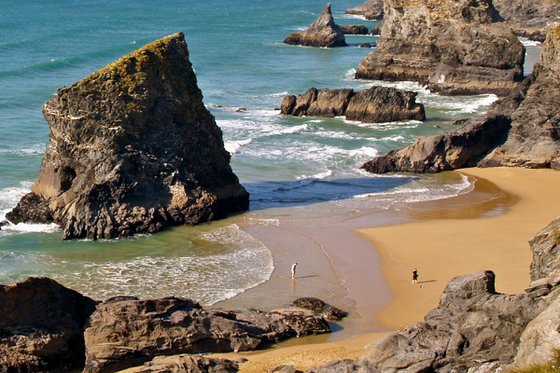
[0, 1, 541, 305]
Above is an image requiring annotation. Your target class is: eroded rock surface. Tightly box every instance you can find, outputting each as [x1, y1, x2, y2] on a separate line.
[0, 277, 97, 372]
[7, 32, 249, 239]
[127, 354, 239, 373]
[493, 0, 560, 42]
[281, 86, 425, 123]
[345, 0, 384, 20]
[362, 24, 560, 173]
[284, 3, 347, 47]
[84, 297, 332, 373]
[355, 0, 525, 95]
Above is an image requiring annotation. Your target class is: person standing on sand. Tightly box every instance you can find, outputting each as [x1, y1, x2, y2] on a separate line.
[291, 262, 298, 279]
[412, 268, 418, 284]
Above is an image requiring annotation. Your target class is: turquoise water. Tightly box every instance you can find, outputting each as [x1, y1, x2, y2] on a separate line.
[0, 1, 538, 304]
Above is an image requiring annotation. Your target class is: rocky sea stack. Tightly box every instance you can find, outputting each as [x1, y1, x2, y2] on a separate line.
[355, 0, 525, 95]
[7, 32, 250, 239]
[345, 0, 384, 20]
[284, 3, 347, 48]
[362, 24, 560, 173]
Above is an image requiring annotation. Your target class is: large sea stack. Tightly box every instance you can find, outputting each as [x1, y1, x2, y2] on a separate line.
[362, 24, 560, 173]
[7, 32, 250, 239]
[355, 0, 525, 95]
[284, 3, 347, 48]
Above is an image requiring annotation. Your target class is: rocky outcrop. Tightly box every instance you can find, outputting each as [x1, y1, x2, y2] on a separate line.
[345, 0, 384, 20]
[281, 86, 425, 123]
[339, 24, 370, 35]
[6, 32, 249, 239]
[284, 3, 347, 47]
[308, 271, 556, 372]
[530, 217, 560, 282]
[362, 24, 560, 173]
[125, 354, 239, 373]
[355, 0, 525, 96]
[493, 0, 560, 42]
[84, 297, 333, 373]
[293, 297, 348, 321]
[0, 277, 97, 372]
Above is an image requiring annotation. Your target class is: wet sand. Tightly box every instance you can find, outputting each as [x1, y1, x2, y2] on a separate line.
[216, 167, 560, 372]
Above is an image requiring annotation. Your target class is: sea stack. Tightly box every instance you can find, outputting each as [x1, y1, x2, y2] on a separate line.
[7, 32, 250, 239]
[361, 24, 560, 173]
[284, 3, 347, 48]
[355, 0, 525, 96]
[345, 0, 384, 20]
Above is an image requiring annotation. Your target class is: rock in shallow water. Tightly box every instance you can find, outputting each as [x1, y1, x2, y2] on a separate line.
[284, 3, 347, 48]
[7, 32, 249, 240]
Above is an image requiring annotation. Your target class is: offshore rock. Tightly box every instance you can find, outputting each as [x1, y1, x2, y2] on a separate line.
[362, 24, 560, 173]
[281, 86, 425, 123]
[355, 0, 525, 96]
[345, 0, 384, 20]
[493, 0, 560, 42]
[6, 32, 249, 239]
[83, 297, 332, 373]
[339, 24, 370, 35]
[284, 3, 347, 47]
[0, 277, 97, 372]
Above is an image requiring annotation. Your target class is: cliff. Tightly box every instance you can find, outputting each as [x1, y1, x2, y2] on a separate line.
[345, 0, 384, 20]
[7, 32, 250, 240]
[284, 3, 347, 48]
[362, 24, 560, 173]
[493, 0, 560, 42]
[355, 0, 525, 96]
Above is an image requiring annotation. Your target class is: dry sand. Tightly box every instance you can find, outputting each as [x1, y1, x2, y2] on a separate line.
[223, 167, 560, 372]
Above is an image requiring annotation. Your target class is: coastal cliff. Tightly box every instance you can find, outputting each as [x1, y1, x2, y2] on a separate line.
[284, 3, 347, 48]
[362, 24, 560, 173]
[493, 0, 560, 42]
[355, 0, 525, 96]
[6, 32, 250, 240]
[345, 0, 384, 20]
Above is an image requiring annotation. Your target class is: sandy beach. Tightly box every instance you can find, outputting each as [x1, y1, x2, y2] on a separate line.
[218, 167, 560, 372]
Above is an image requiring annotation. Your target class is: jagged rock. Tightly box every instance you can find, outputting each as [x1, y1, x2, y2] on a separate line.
[370, 24, 381, 35]
[529, 217, 560, 283]
[311, 271, 552, 372]
[0, 277, 97, 372]
[128, 354, 239, 373]
[339, 24, 370, 35]
[83, 297, 331, 373]
[493, 0, 560, 42]
[293, 297, 348, 321]
[345, 0, 384, 20]
[362, 24, 560, 174]
[284, 3, 347, 48]
[6, 32, 249, 240]
[355, 0, 525, 95]
[272, 365, 304, 373]
[281, 86, 425, 123]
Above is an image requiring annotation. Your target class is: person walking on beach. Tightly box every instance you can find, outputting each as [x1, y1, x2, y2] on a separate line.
[412, 268, 419, 284]
[291, 262, 298, 280]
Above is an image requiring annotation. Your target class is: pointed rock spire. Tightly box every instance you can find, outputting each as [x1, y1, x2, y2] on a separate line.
[284, 3, 347, 47]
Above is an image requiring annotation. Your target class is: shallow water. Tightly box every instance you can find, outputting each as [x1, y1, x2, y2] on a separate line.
[0, 1, 541, 304]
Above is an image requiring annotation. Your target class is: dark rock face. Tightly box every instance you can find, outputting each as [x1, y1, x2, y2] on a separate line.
[130, 354, 239, 373]
[530, 217, 560, 283]
[6, 32, 249, 240]
[355, 0, 525, 96]
[345, 0, 384, 20]
[339, 24, 370, 35]
[84, 297, 332, 373]
[312, 271, 554, 372]
[493, 0, 560, 42]
[0, 277, 97, 372]
[281, 86, 425, 123]
[293, 297, 348, 321]
[284, 3, 347, 47]
[362, 24, 560, 173]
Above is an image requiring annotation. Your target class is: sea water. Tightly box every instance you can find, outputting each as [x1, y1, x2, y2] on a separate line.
[0, 1, 541, 304]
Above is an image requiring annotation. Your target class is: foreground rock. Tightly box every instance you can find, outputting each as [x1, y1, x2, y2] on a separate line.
[0, 278, 97, 372]
[284, 3, 347, 47]
[345, 0, 384, 20]
[7, 32, 249, 239]
[84, 297, 332, 373]
[126, 354, 239, 373]
[355, 0, 525, 95]
[281, 86, 425, 123]
[493, 0, 560, 42]
[363, 24, 560, 173]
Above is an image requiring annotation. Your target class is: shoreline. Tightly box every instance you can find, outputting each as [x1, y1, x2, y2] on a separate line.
[217, 167, 560, 372]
